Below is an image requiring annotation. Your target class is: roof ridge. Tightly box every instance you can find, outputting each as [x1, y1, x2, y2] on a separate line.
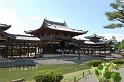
[13, 34, 36, 37]
[44, 19, 67, 26]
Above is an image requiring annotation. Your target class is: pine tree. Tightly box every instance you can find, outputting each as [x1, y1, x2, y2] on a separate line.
[105, 0, 124, 28]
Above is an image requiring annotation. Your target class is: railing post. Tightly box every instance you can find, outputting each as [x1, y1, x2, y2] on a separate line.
[74, 77, 76, 82]
[88, 70, 91, 74]
[83, 72, 85, 78]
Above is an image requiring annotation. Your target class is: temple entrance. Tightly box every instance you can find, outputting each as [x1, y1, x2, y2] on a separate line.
[43, 42, 60, 54]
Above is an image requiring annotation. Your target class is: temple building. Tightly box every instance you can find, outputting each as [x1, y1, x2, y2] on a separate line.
[0, 19, 113, 58]
[0, 23, 40, 58]
[25, 19, 88, 53]
[82, 33, 113, 56]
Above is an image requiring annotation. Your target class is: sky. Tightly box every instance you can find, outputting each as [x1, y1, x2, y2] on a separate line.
[0, 0, 124, 42]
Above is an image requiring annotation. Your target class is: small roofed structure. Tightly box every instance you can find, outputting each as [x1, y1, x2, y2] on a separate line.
[85, 33, 104, 42]
[82, 34, 113, 56]
[0, 23, 41, 58]
[11, 35, 41, 58]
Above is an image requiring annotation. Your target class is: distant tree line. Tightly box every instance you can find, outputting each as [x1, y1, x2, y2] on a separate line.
[110, 36, 124, 50]
[114, 40, 124, 50]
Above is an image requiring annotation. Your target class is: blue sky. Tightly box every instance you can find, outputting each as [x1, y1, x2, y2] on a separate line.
[0, 0, 124, 41]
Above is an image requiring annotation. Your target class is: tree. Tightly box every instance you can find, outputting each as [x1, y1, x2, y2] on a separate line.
[118, 39, 124, 50]
[114, 40, 124, 50]
[114, 42, 121, 50]
[105, 0, 124, 29]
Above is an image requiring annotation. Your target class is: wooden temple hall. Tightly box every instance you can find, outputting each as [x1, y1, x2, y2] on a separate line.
[0, 19, 113, 58]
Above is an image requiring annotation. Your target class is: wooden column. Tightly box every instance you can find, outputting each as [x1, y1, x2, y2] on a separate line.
[87, 45, 89, 55]
[19, 43, 21, 58]
[5, 45, 8, 58]
[24, 42, 26, 56]
[35, 41, 37, 56]
[27, 41, 30, 57]
[78, 43, 81, 59]
[109, 46, 111, 55]
[38, 42, 40, 53]
[91, 47, 93, 55]
[99, 46, 101, 55]
[11, 45, 13, 58]
[30, 42, 32, 56]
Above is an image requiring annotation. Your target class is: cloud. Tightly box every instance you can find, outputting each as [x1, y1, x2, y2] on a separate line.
[0, 7, 17, 25]
[0, 7, 26, 34]
[0, 7, 67, 34]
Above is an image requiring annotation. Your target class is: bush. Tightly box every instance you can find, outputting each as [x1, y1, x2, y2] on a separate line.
[92, 62, 121, 82]
[87, 60, 103, 67]
[111, 60, 124, 65]
[34, 70, 63, 82]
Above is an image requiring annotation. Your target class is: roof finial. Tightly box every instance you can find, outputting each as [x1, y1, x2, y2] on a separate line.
[45, 17, 47, 20]
[94, 33, 96, 36]
[63, 21, 67, 26]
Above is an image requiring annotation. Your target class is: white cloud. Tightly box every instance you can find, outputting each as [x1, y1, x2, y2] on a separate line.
[0, 7, 17, 25]
[0, 7, 25, 34]
[0, 9, 68, 34]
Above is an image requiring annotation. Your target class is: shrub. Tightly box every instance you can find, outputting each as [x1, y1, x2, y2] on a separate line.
[111, 60, 124, 65]
[87, 60, 103, 67]
[34, 70, 63, 82]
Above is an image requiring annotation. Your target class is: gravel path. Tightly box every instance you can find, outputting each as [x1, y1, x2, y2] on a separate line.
[78, 68, 124, 82]
[0, 54, 102, 67]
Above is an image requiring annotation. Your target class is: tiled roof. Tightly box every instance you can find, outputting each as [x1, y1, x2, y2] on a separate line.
[0, 23, 11, 31]
[84, 41, 96, 44]
[25, 19, 88, 34]
[85, 33, 104, 39]
[44, 19, 88, 34]
[84, 40, 111, 45]
[0, 30, 15, 39]
[15, 35, 40, 41]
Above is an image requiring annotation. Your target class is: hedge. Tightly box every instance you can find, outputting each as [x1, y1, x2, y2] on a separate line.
[111, 60, 124, 65]
[87, 60, 103, 67]
[34, 70, 63, 82]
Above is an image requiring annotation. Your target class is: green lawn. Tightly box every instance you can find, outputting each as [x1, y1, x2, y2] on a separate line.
[0, 64, 89, 82]
[62, 69, 90, 82]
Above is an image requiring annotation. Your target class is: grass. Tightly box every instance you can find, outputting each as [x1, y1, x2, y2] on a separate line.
[0, 64, 89, 82]
[62, 69, 90, 82]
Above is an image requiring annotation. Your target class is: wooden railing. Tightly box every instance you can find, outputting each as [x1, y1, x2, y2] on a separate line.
[61, 69, 91, 82]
